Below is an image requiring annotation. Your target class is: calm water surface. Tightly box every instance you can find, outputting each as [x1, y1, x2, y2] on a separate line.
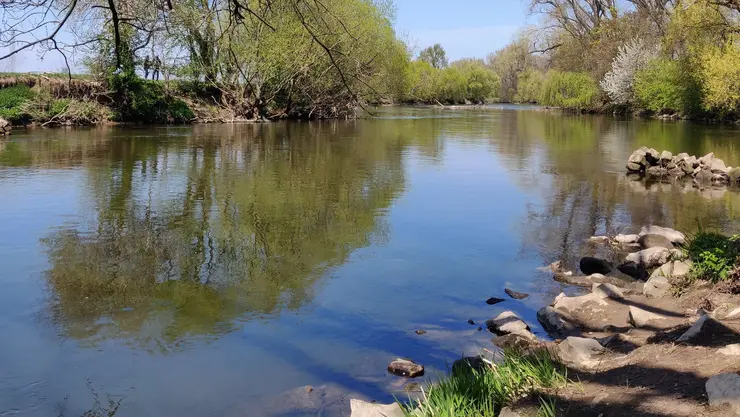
[2, 106, 740, 416]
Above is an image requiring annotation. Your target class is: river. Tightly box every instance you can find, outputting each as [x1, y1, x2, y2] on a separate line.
[1, 106, 740, 416]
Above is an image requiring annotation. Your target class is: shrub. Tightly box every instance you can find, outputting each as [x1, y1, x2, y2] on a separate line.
[0, 85, 35, 124]
[600, 39, 659, 106]
[633, 58, 702, 115]
[401, 350, 566, 417]
[539, 71, 598, 109]
[514, 68, 545, 103]
[109, 73, 194, 123]
[700, 42, 740, 115]
[687, 231, 740, 282]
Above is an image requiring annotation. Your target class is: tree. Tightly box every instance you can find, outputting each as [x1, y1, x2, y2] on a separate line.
[699, 41, 740, 114]
[600, 38, 659, 105]
[419, 43, 449, 69]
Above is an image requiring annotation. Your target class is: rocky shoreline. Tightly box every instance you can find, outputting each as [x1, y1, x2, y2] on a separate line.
[626, 147, 740, 187]
[351, 224, 740, 417]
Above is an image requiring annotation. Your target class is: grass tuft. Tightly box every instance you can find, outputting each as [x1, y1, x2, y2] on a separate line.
[685, 231, 740, 283]
[401, 349, 566, 417]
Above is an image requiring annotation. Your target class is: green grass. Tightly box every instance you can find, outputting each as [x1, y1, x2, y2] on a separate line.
[401, 349, 566, 417]
[686, 231, 740, 283]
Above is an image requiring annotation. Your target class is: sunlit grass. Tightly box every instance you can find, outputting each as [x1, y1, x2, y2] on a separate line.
[401, 349, 566, 417]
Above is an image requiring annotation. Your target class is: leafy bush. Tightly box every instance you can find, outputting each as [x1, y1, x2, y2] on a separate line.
[600, 39, 659, 105]
[539, 71, 598, 109]
[514, 68, 545, 103]
[700, 42, 740, 115]
[109, 73, 194, 123]
[401, 350, 566, 417]
[634, 58, 702, 115]
[0, 85, 35, 124]
[687, 231, 740, 282]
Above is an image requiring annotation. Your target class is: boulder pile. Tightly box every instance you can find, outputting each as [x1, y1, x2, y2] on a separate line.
[626, 147, 740, 186]
[0, 117, 11, 136]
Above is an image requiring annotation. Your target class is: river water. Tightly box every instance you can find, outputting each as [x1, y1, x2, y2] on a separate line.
[2, 106, 740, 416]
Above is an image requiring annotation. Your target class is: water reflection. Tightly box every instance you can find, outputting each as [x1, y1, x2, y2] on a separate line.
[39, 123, 411, 348]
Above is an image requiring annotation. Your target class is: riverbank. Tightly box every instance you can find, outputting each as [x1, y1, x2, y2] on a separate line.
[351, 225, 740, 417]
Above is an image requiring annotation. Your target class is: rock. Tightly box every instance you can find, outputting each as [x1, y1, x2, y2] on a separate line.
[646, 148, 660, 165]
[660, 150, 673, 166]
[695, 168, 714, 184]
[638, 233, 674, 249]
[657, 260, 692, 278]
[498, 407, 524, 417]
[639, 225, 686, 245]
[553, 292, 608, 314]
[646, 165, 668, 177]
[591, 283, 625, 299]
[700, 152, 716, 167]
[679, 159, 695, 174]
[715, 304, 740, 320]
[644, 271, 671, 298]
[589, 235, 610, 243]
[557, 336, 605, 368]
[387, 359, 424, 378]
[617, 261, 649, 280]
[626, 247, 672, 268]
[627, 152, 647, 172]
[486, 297, 505, 305]
[505, 288, 529, 299]
[670, 248, 687, 260]
[537, 306, 577, 335]
[706, 373, 740, 414]
[0, 117, 10, 135]
[614, 234, 640, 244]
[713, 173, 729, 184]
[414, 329, 426, 335]
[579, 257, 614, 275]
[718, 344, 740, 356]
[486, 311, 534, 338]
[687, 155, 699, 168]
[728, 167, 740, 184]
[711, 158, 728, 173]
[467, 319, 475, 325]
[492, 333, 539, 351]
[629, 305, 667, 328]
[677, 314, 720, 343]
[451, 356, 487, 374]
[350, 399, 405, 417]
[677, 152, 690, 160]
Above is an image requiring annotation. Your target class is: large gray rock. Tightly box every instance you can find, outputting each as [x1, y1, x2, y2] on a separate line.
[646, 165, 668, 177]
[706, 373, 740, 415]
[486, 311, 535, 339]
[657, 260, 692, 278]
[627, 152, 647, 172]
[677, 314, 720, 343]
[639, 225, 686, 245]
[638, 234, 674, 249]
[718, 344, 740, 356]
[350, 399, 405, 417]
[553, 292, 608, 314]
[557, 336, 605, 368]
[660, 150, 673, 166]
[643, 272, 671, 298]
[629, 305, 667, 328]
[387, 359, 424, 378]
[700, 152, 716, 167]
[626, 247, 672, 268]
[712, 158, 728, 173]
[537, 306, 577, 335]
[579, 257, 614, 275]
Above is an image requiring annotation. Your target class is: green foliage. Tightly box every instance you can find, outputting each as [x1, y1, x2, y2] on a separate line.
[419, 43, 448, 69]
[539, 71, 599, 109]
[0, 85, 35, 123]
[402, 350, 566, 417]
[109, 73, 194, 123]
[634, 58, 702, 115]
[687, 232, 740, 282]
[700, 41, 740, 115]
[404, 59, 500, 104]
[514, 68, 545, 103]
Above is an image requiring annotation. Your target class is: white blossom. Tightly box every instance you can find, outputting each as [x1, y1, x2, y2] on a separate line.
[601, 39, 659, 105]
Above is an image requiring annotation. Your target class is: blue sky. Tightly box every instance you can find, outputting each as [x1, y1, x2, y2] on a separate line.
[0, 0, 531, 72]
[395, 0, 530, 60]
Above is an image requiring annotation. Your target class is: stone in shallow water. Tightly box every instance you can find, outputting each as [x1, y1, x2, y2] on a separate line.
[639, 225, 686, 244]
[614, 234, 640, 244]
[486, 311, 534, 339]
[505, 288, 529, 299]
[387, 358, 424, 378]
[626, 247, 672, 268]
[638, 233, 674, 249]
[486, 297, 505, 305]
